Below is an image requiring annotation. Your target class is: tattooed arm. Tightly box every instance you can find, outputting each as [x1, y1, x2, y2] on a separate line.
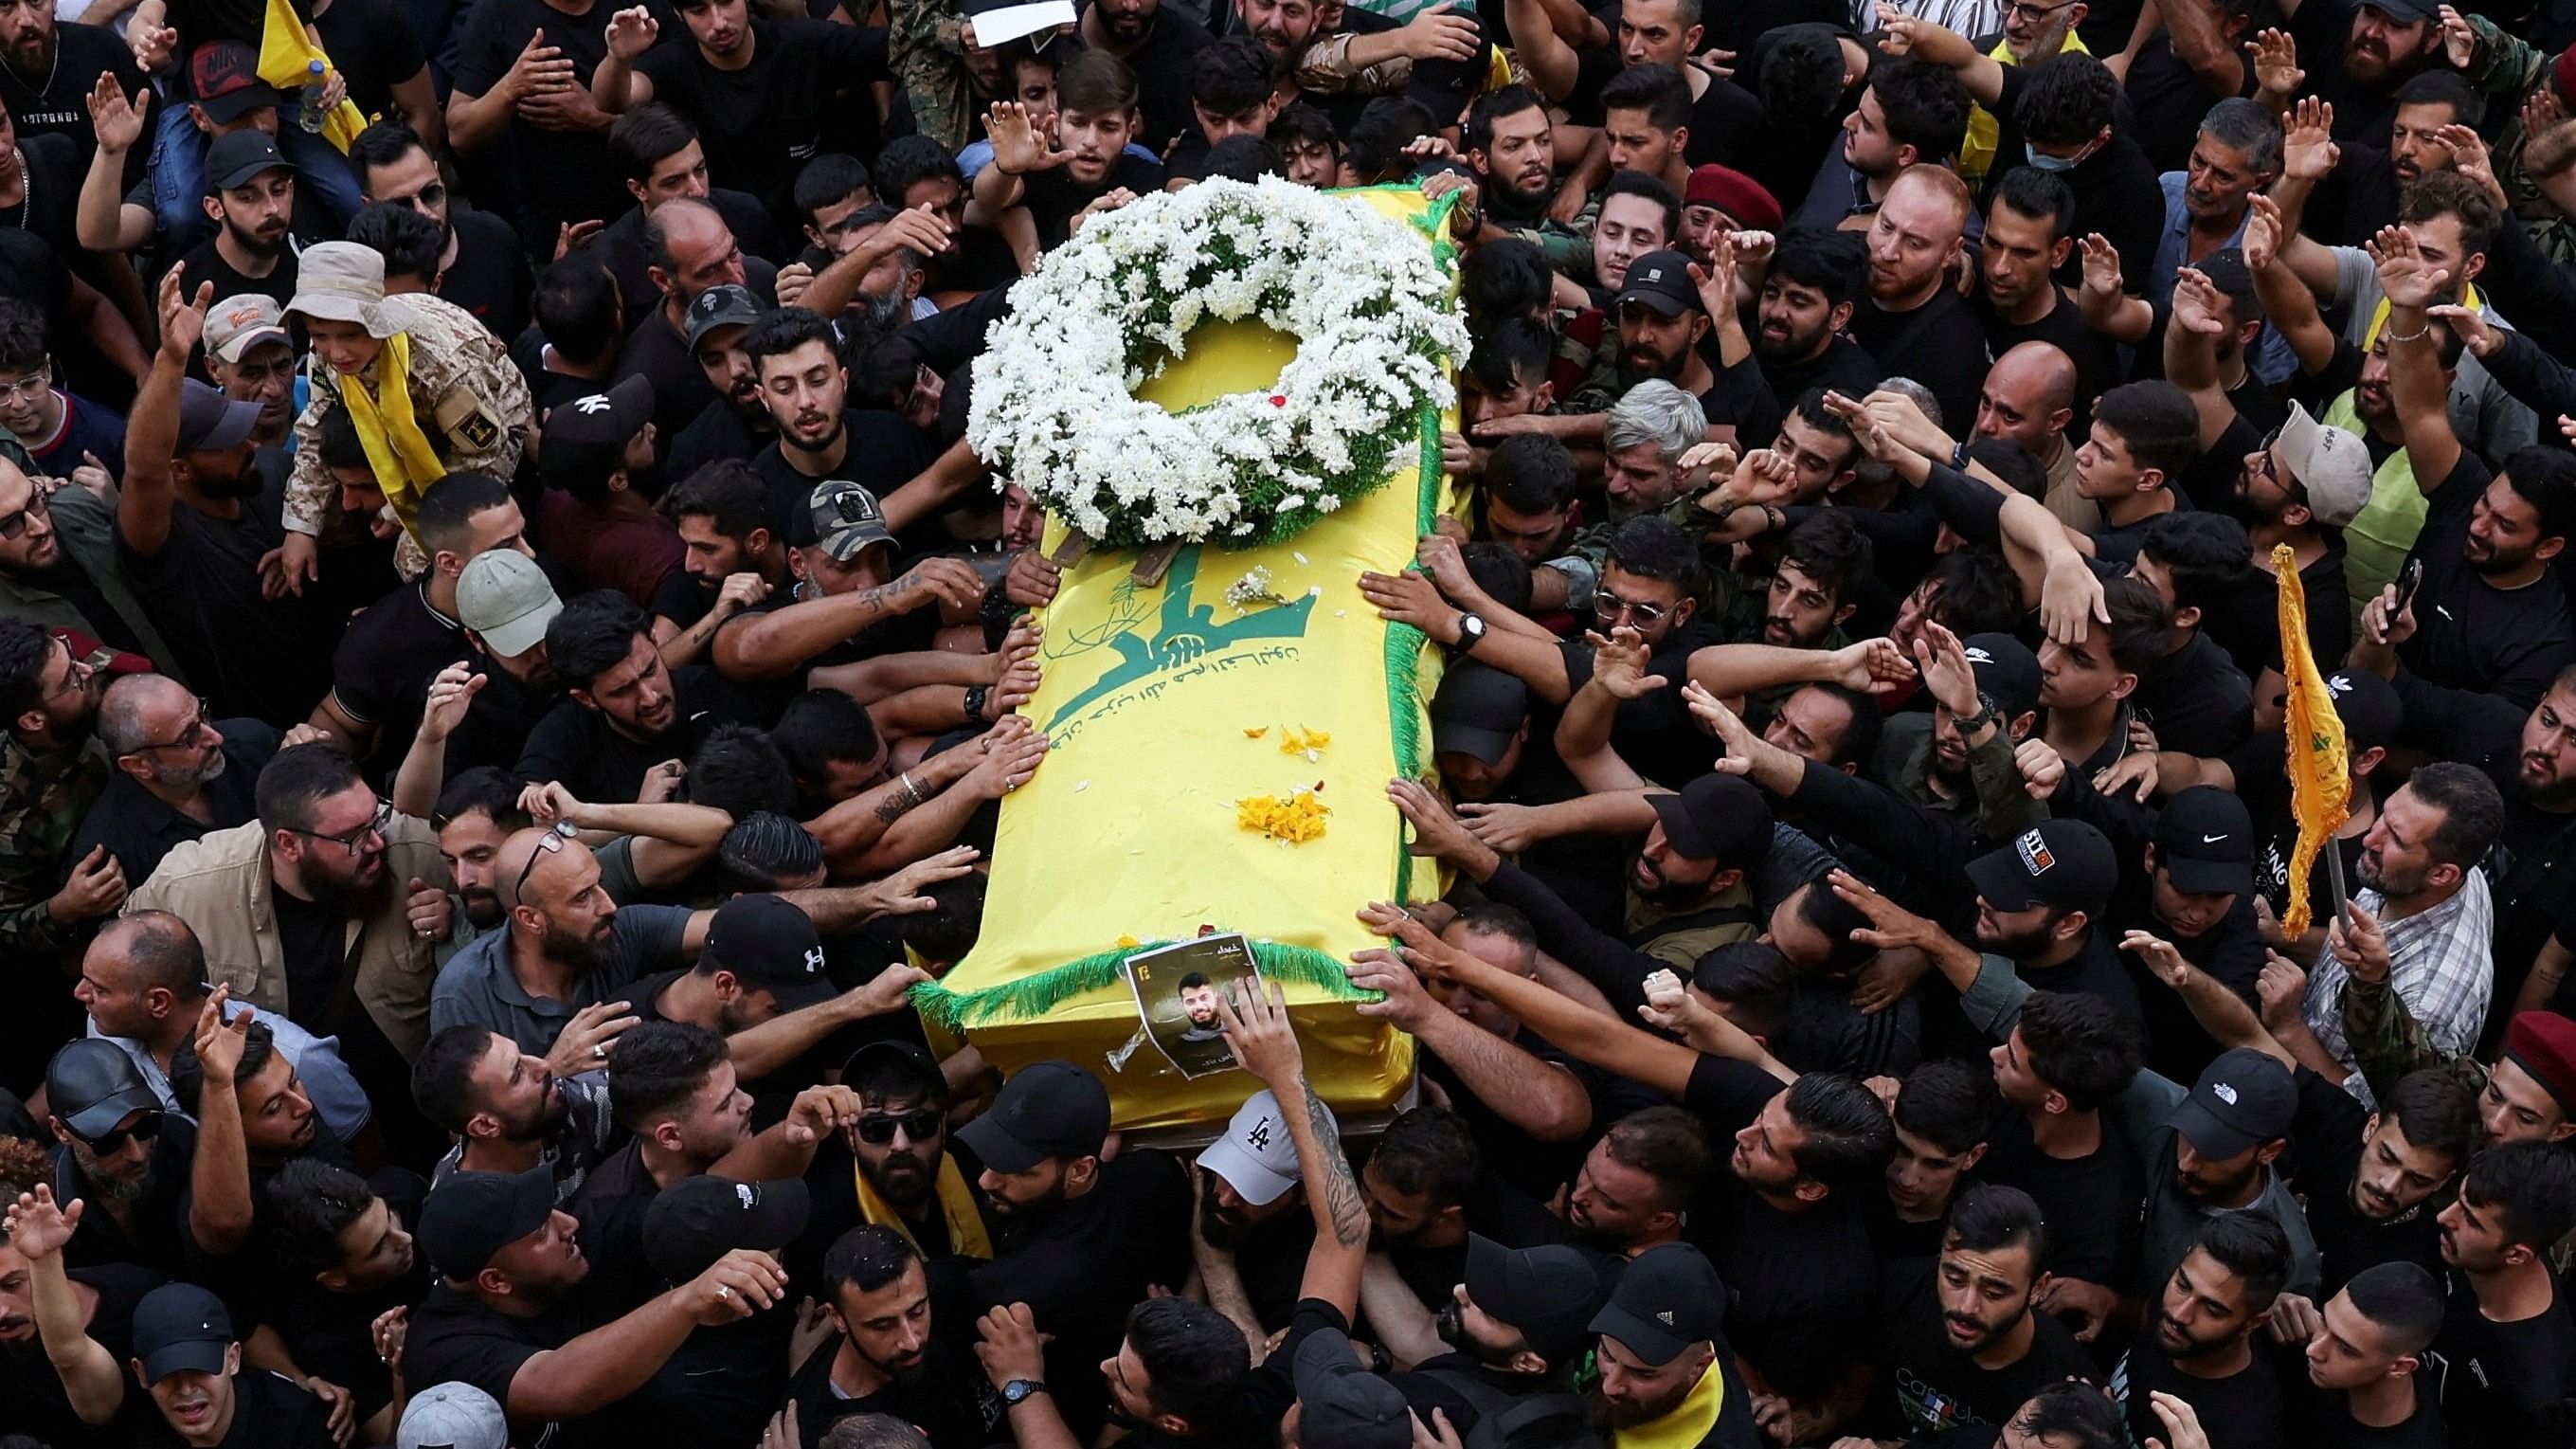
[1215, 980, 1369, 1322]
[711, 559, 987, 684]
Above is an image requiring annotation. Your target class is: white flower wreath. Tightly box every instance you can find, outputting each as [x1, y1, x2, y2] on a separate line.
[965, 176, 1470, 548]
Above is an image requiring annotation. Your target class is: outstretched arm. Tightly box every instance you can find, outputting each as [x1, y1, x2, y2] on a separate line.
[1217, 980, 1370, 1320]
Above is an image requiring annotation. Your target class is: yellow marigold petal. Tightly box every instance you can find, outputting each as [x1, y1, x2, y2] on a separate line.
[1243, 726, 1269, 738]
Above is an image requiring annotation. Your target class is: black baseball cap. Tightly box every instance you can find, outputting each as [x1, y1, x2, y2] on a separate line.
[957, 1060, 1110, 1172]
[206, 129, 290, 191]
[1402, 4, 1488, 126]
[1291, 1331, 1413, 1449]
[1588, 1241, 1725, 1367]
[2324, 669, 2403, 754]
[1430, 661, 1528, 767]
[1647, 773, 1774, 868]
[417, 1161, 557, 1280]
[1961, 633, 2043, 719]
[1968, 820, 2118, 913]
[540, 374, 655, 493]
[2359, 0, 2432, 20]
[132, 1283, 233, 1383]
[175, 379, 261, 452]
[45, 1039, 160, 1141]
[2166, 1047, 2297, 1159]
[1614, 249, 1702, 318]
[642, 1175, 810, 1283]
[702, 893, 835, 1011]
[1465, 1234, 1612, 1364]
[684, 283, 765, 352]
[841, 1038, 946, 1102]
[2155, 787, 2254, 897]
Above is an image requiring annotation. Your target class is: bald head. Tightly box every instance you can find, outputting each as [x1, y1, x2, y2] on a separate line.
[81, 911, 209, 1039]
[97, 674, 193, 757]
[498, 827, 595, 912]
[1974, 342, 2079, 453]
[645, 198, 744, 306]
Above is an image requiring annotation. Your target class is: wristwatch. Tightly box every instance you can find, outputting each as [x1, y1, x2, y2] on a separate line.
[964, 683, 992, 721]
[1454, 611, 1488, 653]
[1002, 1380, 1050, 1406]
[1956, 691, 2000, 734]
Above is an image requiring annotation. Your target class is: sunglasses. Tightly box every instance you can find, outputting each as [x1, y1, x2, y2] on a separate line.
[388, 180, 447, 211]
[1593, 589, 1669, 625]
[510, 821, 579, 905]
[852, 1108, 944, 1145]
[80, 1111, 164, 1153]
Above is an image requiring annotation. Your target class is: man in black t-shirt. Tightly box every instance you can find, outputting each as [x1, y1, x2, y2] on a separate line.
[1882, 1184, 2098, 1440]
[593, 0, 891, 223]
[785, 1224, 1003, 1444]
[2426, 1141, 2576, 1444]
[610, 190, 783, 452]
[0, 8, 147, 170]
[1977, 990, 2147, 1290]
[127, 1280, 337, 1449]
[518, 590, 755, 804]
[173, 131, 310, 318]
[2295, 1261, 2449, 1448]
[261, 1158, 431, 1442]
[2112, 1214, 2293, 1449]
[971, 50, 1166, 252]
[1850, 166, 1991, 431]
[404, 1157, 791, 1443]
[0, 1178, 168, 1448]
[348, 121, 532, 339]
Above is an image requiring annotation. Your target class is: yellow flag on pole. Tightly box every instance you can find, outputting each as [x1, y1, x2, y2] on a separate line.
[2277, 543, 2350, 936]
[258, 0, 367, 154]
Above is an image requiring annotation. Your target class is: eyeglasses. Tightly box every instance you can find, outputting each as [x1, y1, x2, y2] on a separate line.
[510, 821, 578, 905]
[0, 485, 48, 541]
[1594, 589, 1669, 625]
[124, 696, 212, 755]
[44, 641, 92, 700]
[2003, 0, 2078, 21]
[78, 1111, 164, 1154]
[0, 362, 52, 405]
[852, 1108, 945, 1145]
[290, 798, 392, 853]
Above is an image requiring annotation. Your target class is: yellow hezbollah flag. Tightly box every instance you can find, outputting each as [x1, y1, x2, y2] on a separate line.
[259, 0, 367, 153]
[2277, 543, 2349, 936]
[921, 188, 1458, 1132]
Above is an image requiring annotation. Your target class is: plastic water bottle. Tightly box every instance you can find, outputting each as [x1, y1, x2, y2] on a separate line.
[298, 60, 328, 133]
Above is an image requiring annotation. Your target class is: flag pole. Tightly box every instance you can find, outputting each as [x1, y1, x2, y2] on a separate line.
[2320, 827, 2351, 930]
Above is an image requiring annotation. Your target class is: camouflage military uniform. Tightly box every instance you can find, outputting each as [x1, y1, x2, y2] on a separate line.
[2460, 15, 2576, 265]
[892, 0, 974, 154]
[2339, 969, 2488, 1104]
[284, 292, 533, 580]
[0, 687, 110, 954]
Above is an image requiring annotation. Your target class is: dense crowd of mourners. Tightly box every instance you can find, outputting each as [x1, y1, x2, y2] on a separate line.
[8, 0, 2576, 1442]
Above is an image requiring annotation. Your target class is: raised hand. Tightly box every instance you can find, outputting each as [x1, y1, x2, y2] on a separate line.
[2245, 27, 2303, 100]
[2426, 303, 2500, 360]
[195, 985, 250, 1082]
[2435, 4, 2478, 66]
[156, 265, 214, 359]
[84, 73, 148, 154]
[681, 1248, 788, 1325]
[1387, 776, 1484, 864]
[420, 661, 486, 743]
[1400, 2, 1482, 61]
[2368, 224, 2449, 309]
[2077, 232, 2126, 304]
[1214, 976, 1306, 1088]
[4, 1184, 82, 1260]
[2242, 193, 2283, 272]
[131, 23, 177, 73]
[2280, 97, 2339, 181]
[1678, 680, 1760, 774]
[2257, 950, 2309, 1033]
[2436, 122, 2503, 206]
[2171, 266, 2228, 336]
[1908, 620, 1979, 716]
[1824, 867, 1951, 955]
[866, 842, 982, 915]
[605, 6, 659, 60]
[986, 101, 1071, 176]
[1726, 447, 1800, 503]
[2525, 87, 2568, 142]
[545, 999, 640, 1076]
[2121, 930, 2192, 991]
[1824, 636, 1916, 696]
[2014, 737, 2065, 799]
[1586, 625, 1666, 700]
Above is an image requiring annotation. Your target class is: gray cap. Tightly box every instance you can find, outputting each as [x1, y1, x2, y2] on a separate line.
[684, 283, 764, 351]
[1196, 1088, 1303, 1206]
[458, 551, 562, 660]
[397, 1383, 510, 1449]
[287, 242, 395, 338]
[2275, 402, 2373, 530]
[204, 295, 290, 365]
[792, 480, 896, 564]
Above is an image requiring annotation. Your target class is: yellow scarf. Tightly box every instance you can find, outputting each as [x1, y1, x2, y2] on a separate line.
[2363, 282, 2483, 351]
[1611, 1355, 1727, 1449]
[336, 330, 443, 540]
[258, 0, 368, 152]
[855, 1152, 993, 1260]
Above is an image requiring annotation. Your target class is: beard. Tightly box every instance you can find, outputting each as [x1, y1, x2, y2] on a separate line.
[225, 216, 285, 261]
[537, 916, 617, 975]
[189, 457, 266, 500]
[856, 287, 907, 332]
[1632, 858, 1709, 906]
[1198, 1192, 1254, 1250]
[1594, 1375, 1695, 1429]
[146, 748, 225, 792]
[71, 1142, 155, 1203]
[297, 860, 387, 912]
[867, 1148, 940, 1211]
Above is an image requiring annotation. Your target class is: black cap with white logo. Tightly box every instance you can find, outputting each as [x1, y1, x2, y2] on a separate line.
[702, 893, 835, 1011]
[2153, 786, 2255, 897]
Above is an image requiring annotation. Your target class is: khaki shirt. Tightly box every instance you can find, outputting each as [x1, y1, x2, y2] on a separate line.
[124, 811, 453, 1060]
[285, 292, 533, 579]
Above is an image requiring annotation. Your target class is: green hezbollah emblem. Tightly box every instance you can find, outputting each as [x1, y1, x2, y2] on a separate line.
[1043, 548, 1318, 738]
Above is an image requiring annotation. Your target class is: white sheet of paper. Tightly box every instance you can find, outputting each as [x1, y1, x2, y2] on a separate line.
[970, 0, 1076, 47]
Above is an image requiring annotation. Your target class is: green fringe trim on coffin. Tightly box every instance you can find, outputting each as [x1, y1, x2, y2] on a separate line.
[910, 939, 1379, 1033]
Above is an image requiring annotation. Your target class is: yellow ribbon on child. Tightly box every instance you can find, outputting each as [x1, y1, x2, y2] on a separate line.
[335, 331, 444, 538]
[853, 1152, 994, 1260]
[259, 0, 369, 153]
